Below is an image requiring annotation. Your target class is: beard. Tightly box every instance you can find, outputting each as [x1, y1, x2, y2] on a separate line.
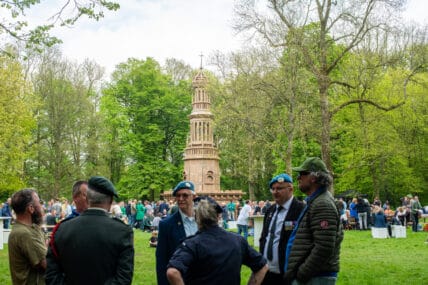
[299, 184, 311, 194]
[31, 210, 43, 225]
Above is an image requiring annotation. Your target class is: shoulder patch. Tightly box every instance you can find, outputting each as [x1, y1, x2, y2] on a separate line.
[320, 220, 329, 229]
[111, 216, 126, 224]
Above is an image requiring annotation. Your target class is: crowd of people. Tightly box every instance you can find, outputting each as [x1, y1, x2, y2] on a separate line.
[338, 193, 426, 233]
[1, 157, 426, 285]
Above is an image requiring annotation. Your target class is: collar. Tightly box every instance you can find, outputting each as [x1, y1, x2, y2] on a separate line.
[305, 187, 326, 204]
[87, 207, 108, 212]
[179, 209, 194, 220]
[279, 195, 294, 211]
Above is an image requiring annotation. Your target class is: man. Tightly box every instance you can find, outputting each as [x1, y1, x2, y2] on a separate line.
[46, 176, 134, 285]
[227, 200, 236, 221]
[1, 197, 12, 229]
[284, 157, 344, 285]
[236, 200, 252, 240]
[156, 181, 198, 285]
[167, 196, 268, 285]
[8, 189, 46, 285]
[67, 180, 88, 218]
[253, 200, 267, 215]
[259, 174, 304, 285]
[45, 208, 58, 232]
[158, 199, 170, 216]
[410, 195, 422, 232]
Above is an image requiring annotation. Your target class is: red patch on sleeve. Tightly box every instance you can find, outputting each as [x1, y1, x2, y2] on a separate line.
[320, 220, 329, 229]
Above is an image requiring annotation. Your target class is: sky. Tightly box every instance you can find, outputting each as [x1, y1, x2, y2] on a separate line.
[26, 0, 428, 78]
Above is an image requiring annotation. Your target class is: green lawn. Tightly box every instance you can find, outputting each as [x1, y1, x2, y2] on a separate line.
[1, 228, 427, 284]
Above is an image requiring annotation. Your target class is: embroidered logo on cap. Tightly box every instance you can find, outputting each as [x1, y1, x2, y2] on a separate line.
[185, 182, 191, 187]
[278, 177, 284, 183]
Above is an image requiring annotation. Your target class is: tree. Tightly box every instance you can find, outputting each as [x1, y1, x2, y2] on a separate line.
[101, 58, 192, 200]
[0, 53, 35, 199]
[0, 0, 119, 53]
[26, 48, 104, 199]
[210, 48, 287, 199]
[234, 0, 426, 191]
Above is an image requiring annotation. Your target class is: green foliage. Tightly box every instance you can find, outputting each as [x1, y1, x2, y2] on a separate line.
[0, 54, 35, 197]
[331, 55, 428, 203]
[0, 0, 120, 53]
[102, 57, 192, 200]
[24, 49, 105, 199]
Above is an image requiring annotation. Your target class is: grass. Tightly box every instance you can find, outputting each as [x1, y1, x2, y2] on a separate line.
[1, 228, 427, 284]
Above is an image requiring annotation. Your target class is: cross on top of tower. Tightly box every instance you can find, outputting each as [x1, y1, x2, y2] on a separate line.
[199, 52, 203, 69]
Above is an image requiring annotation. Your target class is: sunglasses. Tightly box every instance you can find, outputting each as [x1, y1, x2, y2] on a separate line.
[297, 171, 310, 178]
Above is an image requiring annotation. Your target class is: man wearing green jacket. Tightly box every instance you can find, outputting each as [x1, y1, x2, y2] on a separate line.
[284, 157, 343, 285]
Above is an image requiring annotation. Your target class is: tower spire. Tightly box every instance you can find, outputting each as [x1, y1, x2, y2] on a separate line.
[199, 52, 203, 69]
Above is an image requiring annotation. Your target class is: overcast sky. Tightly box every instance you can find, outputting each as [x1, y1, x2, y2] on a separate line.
[27, 0, 428, 78]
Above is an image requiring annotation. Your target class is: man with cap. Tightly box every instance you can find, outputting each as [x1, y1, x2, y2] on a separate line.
[167, 196, 268, 285]
[46, 176, 134, 285]
[284, 157, 344, 285]
[156, 181, 198, 285]
[259, 174, 304, 285]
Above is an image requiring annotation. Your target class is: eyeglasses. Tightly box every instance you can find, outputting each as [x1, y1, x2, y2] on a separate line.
[297, 171, 310, 178]
[270, 186, 292, 192]
[175, 193, 191, 199]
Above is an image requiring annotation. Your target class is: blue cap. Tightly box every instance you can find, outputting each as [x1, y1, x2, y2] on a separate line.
[269, 174, 293, 189]
[173, 181, 195, 196]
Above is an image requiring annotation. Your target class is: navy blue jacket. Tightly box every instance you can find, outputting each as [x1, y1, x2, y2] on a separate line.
[167, 226, 266, 285]
[156, 210, 186, 285]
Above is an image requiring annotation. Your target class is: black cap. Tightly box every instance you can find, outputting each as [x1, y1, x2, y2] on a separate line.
[88, 176, 118, 198]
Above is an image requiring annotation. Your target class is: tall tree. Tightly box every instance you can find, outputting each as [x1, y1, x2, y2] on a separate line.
[101, 57, 191, 200]
[234, 0, 424, 180]
[210, 48, 287, 199]
[0, 54, 35, 198]
[27, 48, 103, 199]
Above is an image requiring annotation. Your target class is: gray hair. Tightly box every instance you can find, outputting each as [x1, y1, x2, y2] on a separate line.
[310, 171, 333, 188]
[87, 188, 112, 206]
[195, 199, 219, 230]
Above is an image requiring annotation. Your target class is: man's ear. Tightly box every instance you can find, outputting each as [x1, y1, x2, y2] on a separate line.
[27, 203, 34, 214]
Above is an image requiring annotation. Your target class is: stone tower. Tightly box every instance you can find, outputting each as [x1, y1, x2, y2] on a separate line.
[161, 63, 242, 202]
[183, 68, 220, 193]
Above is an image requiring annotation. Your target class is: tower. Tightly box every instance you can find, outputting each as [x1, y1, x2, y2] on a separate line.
[161, 59, 242, 203]
[183, 67, 220, 193]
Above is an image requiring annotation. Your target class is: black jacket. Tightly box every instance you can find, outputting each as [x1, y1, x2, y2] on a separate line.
[259, 197, 304, 274]
[46, 209, 134, 285]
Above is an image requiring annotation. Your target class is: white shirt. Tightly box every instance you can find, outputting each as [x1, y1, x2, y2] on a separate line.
[236, 204, 252, 226]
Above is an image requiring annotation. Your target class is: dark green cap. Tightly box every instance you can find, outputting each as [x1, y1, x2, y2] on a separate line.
[292, 157, 328, 173]
[88, 176, 118, 198]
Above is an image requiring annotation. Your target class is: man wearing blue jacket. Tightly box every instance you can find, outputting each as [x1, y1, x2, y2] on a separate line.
[156, 181, 197, 285]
